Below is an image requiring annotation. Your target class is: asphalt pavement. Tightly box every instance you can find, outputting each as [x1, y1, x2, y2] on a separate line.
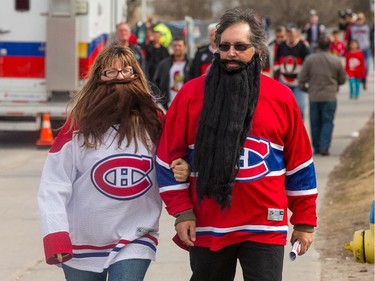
[1, 67, 373, 281]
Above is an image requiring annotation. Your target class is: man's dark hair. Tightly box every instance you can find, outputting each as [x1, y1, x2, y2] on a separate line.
[214, 7, 268, 67]
[318, 36, 331, 51]
[275, 25, 286, 34]
[173, 37, 186, 45]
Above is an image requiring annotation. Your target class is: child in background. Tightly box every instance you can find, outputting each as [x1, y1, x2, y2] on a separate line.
[329, 29, 346, 57]
[345, 39, 366, 99]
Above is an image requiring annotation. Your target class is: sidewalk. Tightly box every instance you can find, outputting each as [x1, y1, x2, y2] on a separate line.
[1, 69, 373, 281]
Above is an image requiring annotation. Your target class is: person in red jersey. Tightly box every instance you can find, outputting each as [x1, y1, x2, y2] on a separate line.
[345, 39, 366, 99]
[156, 8, 317, 281]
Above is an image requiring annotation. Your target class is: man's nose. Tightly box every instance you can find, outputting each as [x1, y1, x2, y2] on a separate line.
[227, 46, 237, 56]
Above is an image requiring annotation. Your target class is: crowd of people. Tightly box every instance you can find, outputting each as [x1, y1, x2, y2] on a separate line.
[265, 9, 371, 156]
[112, 19, 218, 111]
[37, 6, 372, 281]
[112, 8, 372, 115]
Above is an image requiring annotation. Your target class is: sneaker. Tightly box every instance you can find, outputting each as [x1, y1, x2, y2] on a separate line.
[320, 150, 330, 156]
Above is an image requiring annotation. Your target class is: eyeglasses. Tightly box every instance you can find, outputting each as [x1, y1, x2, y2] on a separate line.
[101, 67, 133, 78]
[218, 43, 254, 52]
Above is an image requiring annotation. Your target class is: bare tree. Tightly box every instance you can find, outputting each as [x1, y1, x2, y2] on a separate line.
[128, 0, 372, 28]
[153, 0, 213, 20]
[126, 0, 141, 24]
[218, 0, 372, 28]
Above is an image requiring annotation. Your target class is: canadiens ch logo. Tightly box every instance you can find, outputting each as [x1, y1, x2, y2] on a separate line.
[237, 137, 270, 181]
[91, 154, 153, 200]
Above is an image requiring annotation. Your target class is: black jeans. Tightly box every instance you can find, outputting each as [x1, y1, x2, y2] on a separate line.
[189, 241, 284, 281]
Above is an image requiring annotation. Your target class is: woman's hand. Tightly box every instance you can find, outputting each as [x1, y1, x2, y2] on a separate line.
[170, 158, 190, 182]
[55, 253, 64, 263]
[54, 253, 70, 263]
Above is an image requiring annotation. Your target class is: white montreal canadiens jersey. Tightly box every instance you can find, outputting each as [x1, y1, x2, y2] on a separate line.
[38, 123, 162, 272]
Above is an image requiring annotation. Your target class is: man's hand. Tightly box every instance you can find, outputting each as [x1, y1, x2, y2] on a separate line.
[290, 230, 314, 255]
[170, 158, 190, 182]
[175, 220, 196, 247]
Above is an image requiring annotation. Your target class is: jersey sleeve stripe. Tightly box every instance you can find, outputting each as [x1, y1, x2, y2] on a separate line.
[155, 156, 170, 169]
[286, 158, 313, 175]
[156, 157, 190, 193]
[285, 161, 316, 192]
[159, 183, 189, 193]
[286, 188, 318, 196]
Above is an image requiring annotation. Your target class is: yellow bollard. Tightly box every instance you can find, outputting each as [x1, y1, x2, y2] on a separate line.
[344, 200, 374, 263]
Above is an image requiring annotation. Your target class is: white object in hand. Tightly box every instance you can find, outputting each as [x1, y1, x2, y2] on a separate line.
[289, 240, 301, 261]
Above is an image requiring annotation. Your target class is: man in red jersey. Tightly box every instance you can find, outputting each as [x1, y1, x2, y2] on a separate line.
[156, 8, 317, 281]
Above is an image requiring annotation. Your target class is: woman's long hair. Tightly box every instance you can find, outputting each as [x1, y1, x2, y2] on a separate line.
[67, 45, 163, 152]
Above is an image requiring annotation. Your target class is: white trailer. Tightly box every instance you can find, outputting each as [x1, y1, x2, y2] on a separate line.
[0, 0, 126, 131]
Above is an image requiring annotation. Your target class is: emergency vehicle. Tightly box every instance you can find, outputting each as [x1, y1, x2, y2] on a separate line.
[0, 0, 127, 131]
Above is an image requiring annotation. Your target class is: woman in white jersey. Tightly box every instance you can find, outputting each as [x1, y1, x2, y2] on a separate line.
[38, 44, 189, 281]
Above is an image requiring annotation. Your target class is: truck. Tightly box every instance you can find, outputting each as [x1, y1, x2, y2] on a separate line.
[0, 0, 127, 131]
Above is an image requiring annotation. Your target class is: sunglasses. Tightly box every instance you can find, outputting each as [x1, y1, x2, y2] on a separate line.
[218, 43, 254, 52]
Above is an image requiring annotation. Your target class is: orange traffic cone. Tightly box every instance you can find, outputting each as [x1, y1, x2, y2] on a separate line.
[36, 113, 54, 146]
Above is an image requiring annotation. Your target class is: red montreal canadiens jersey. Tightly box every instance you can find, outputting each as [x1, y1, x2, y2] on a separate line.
[156, 74, 317, 251]
[38, 122, 162, 272]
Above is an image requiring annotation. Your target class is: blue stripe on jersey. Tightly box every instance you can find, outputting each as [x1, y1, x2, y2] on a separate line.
[74, 252, 110, 258]
[72, 240, 156, 258]
[132, 240, 157, 252]
[186, 148, 194, 167]
[263, 145, 285, 172]
[285, 163, 316, 191]
[187, 137, 285, 181]
[0, 42, 45, 56]
[155, 161, 179, 188]
[197, 228, 288, 237]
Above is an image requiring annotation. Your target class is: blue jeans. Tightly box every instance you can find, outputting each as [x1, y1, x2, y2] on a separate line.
[62, 259, 151, 281]
[309, 101, 337, 154]
[362, 48, 372, 85]
[289, 86, 306, 120]
[349, 78, 361, 98]
[363, 48, 371, 76]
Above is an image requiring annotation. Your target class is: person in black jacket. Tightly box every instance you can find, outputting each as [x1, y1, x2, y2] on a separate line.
[153, 37, 190, 110]
[302, 14, 326, 52]
[189, 23, 217, 79]
[144, 29, 170, 81]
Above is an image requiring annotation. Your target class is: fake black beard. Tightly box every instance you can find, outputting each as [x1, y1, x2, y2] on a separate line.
[193, 53, 261, 209]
